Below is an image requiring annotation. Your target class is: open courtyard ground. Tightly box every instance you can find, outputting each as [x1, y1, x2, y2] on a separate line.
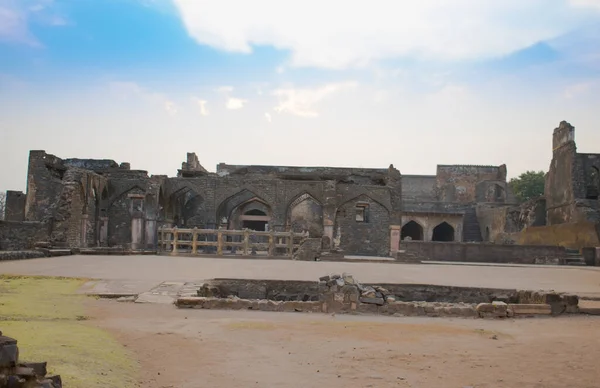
[2, 256, 600, 387]
[1, 254, 600, 297]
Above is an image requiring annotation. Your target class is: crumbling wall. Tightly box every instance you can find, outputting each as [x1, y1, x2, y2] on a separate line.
[401, 175, 437, 201]
[398, 241, 566, 264]
[4, 191, 26, 221]
[518, 222, 600, 250]
[436, 165, 507, 203]
[333, 194, 391, 256]
[0, 221, 48, 250]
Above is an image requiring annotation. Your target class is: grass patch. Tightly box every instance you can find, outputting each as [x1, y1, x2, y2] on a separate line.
[0, 275, 138, 388]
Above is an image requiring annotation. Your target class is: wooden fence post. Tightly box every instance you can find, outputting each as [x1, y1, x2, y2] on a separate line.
[192, 227, 198, 254]
[243, 229, 249, 255]
[217, 228, 223, 256]
[172, 227, 178, 255]
[287, 231, 294, 257]
[268, 230, 275, 256]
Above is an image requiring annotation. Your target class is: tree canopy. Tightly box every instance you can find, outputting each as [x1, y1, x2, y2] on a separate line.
[508, 170, 545, 202]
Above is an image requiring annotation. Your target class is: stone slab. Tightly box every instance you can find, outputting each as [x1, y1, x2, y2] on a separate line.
[508, 304, 552, 315]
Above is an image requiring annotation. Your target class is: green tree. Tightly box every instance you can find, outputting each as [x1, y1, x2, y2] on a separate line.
[509, 170, 545, 202]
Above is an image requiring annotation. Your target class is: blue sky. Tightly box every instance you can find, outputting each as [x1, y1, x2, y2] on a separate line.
[1, 0, 600, 192]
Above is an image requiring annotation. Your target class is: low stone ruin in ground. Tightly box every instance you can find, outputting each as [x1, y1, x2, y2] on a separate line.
[175, 274, 581, 319]
[0, 332, 62, 388]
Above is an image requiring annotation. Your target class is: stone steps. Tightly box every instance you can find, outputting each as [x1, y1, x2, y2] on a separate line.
[463, 208, 483, 242]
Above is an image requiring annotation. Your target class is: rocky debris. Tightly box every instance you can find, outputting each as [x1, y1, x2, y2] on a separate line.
[516, 290, 579, 314]
[0, 332, 62, 388]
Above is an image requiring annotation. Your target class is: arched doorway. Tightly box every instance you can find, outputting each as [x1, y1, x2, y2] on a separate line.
[401, 221, 424, 241]
[241, 209, 269, 231]
[432, 222, 455, 242]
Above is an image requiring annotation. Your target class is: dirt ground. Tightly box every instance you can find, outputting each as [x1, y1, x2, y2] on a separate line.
[87, 299, 600, 388]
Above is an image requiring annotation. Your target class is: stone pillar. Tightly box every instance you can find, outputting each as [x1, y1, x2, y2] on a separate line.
[389, 225, 401, 256]
[99, 217, 108, 246]
[80, 214, 89, 248]
[131, 217, 144, 250]
[323, 220, 334, 250]
[145, 219, 157, 249]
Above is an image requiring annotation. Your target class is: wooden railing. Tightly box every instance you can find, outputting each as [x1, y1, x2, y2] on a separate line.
[157, 227, 309, 257]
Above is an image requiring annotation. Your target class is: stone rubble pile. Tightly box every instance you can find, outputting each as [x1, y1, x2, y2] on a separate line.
[318, 273, 395, 306]
[0, 332, 62, 388]
[317, 273, 477, 317]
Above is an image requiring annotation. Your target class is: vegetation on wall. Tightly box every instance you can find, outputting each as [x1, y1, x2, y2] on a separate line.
[509, 170, 545, 202]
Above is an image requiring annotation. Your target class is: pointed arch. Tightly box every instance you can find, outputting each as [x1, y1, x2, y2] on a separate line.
[432, 221, 455, 242]
[108, 185, 146, 206]
[216, 189, 272, 227]
[336, 193, 391, 214]
[401, 220, 424, 241]
[286, 192, 323, 237]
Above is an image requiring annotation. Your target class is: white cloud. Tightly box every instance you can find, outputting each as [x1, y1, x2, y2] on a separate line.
[272, 81, 357, 117]
[226, 97, 246, 110]
[0, 2, 38, 45]
[164, 101, 177, 116]
[569, 0, 600, 9]
[172, 0, 599, 69]
[109, 81, 178, 116]
[0, 0, 67, 45]
[563, 80, 599, 99]
[191, 97, 209, 115]
[264, 112, 272, 122]
[215, 85, 233, 93]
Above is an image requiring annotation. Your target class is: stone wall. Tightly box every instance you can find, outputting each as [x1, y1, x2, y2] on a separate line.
[0, 221, 48, 250]
[398, 241, 566, 264]
[5, 191, 26, 221]
[436, 165, 507, 203]
[545, 121, 600, 226]
[518, 222, 600, 250]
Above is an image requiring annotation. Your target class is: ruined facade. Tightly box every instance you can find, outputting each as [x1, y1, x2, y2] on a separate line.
[476, 121, 600, 249]
[2, 144, 518, 255]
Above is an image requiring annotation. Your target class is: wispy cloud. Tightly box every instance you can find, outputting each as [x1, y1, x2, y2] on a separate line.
[272, 81, 357, 117]
[109, 81, 178, 116]
[264, 112, 272, 122]
[0, 0, 68, 46]
[226, 97, 246, 110]
[191, 97, 209, 115]
[172, 0, 600, 69]
[215, 85, 233, 93]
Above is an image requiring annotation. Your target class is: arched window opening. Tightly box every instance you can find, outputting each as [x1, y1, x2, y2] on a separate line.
[401, 221, 424, 241]
[432, 222, 455, 242]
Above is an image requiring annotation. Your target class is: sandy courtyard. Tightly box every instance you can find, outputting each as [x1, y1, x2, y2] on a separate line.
[87, 299, 600, 388]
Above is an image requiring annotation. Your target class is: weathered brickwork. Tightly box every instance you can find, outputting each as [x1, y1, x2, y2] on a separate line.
[545, 121, 600, 226]
[7, 122, 596, 257]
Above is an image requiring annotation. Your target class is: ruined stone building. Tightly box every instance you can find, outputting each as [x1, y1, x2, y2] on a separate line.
[2, 120, 596, 256]
[476, 121, 600, 249]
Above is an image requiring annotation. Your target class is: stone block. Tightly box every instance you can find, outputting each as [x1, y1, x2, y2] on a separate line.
[507, 304, 552, 315]
[356, 303, 379, 314]
[19, 362, 46, 377]
[359, 297, 384, 306]
[476, 302, 507, 318]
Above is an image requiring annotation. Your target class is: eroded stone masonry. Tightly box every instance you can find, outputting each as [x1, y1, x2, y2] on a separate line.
[1, 121, 599, 258]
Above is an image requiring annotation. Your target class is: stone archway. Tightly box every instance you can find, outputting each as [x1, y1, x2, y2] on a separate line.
[287, 193, 323, 237]
[401, 221, 424, 241]
[432, 222, 455, 242]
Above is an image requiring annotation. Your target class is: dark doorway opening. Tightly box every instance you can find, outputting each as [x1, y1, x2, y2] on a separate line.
[241, 209, 269, 231]
[432, 222, 455, 242]
[401, 221, 424, 241]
